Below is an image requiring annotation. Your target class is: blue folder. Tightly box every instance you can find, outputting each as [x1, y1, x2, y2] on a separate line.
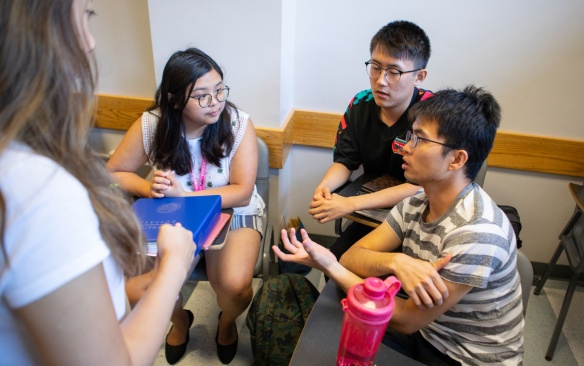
[131, 195, 222, 256]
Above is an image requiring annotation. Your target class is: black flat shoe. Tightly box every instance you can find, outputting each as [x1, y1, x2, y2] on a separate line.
[165, 309, 194, 365]
[215, 312, 238, 364]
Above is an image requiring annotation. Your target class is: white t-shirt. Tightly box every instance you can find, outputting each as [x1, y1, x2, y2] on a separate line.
[0, 142, 125, 366]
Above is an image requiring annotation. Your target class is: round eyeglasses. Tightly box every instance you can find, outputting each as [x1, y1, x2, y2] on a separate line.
[405, 131, 458, 150]
[365, 61, 420, 84]
[188, 86, 230, 108]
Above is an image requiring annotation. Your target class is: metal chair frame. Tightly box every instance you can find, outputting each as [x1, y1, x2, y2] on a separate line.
[533, 182, 584, 360]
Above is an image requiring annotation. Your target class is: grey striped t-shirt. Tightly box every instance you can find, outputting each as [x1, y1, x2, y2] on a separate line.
[387, 183, 524, 365]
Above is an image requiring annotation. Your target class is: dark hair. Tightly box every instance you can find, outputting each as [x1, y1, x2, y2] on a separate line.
[0, 0, 144, 274]
[408, 85, 501, 180]
[370, 20, 431, 69]
[149, 48, 235, 175]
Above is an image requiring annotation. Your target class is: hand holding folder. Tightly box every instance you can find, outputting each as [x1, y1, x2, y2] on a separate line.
[132, 195, 223, 256]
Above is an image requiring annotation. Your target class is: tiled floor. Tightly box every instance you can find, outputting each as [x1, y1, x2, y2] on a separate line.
[153, 273, 583, 365]
[523, 278, 584, 366]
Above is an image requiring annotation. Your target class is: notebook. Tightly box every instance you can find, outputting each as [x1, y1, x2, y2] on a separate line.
[360, 174, 404, 193]
[132, 195, 222, 256]
[201, 211, 232, 251]
[355, 174, 404, 223]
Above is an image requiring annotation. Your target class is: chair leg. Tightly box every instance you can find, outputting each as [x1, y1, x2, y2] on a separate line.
[334, 218, 343, 236]
[544, 272, 579, 361]
[534, 242, 564, 295]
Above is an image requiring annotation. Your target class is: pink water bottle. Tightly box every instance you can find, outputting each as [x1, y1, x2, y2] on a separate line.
[337, 276, 401, 366]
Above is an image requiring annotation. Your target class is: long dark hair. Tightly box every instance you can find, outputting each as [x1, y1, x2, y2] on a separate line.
[0, 0, 144, 274]
[149, 48, 236, 175]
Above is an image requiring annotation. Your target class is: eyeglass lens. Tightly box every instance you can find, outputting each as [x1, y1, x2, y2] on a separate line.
[199, 87, 229, 108]
[366, 63, 402, 83]
[405, 131, 417, 147]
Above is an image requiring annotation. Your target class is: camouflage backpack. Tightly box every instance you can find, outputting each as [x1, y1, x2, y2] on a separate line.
[246, 273, 320, 366]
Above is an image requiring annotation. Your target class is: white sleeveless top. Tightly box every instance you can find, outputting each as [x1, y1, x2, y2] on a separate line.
[141, 108, 264, 216]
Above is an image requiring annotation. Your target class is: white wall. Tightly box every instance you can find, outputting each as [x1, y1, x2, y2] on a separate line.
[90, 0, 584, 264]
[293, 0, 584, 138]
[288, 0, 584, 266]
[89, 0, 156, 153]
[146, 0, 283, 129]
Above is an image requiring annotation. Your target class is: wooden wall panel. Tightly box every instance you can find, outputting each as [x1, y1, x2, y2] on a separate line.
[488, 132, 584, 177]
[95, 95, 584, 177]
[291, 110, 584, 178]
[255, 127, 285, 169]
[96, 94, 153, 131]
[291, 110, 339, 148]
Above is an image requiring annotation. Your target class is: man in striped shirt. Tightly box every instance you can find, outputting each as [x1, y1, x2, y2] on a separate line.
[275, 85, 524, 365]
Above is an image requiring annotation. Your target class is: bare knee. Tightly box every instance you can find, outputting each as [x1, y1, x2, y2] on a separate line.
[216, 277, 253, 305]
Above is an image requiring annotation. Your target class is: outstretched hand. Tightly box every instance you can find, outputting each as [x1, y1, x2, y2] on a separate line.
[272, 228, 338, 273]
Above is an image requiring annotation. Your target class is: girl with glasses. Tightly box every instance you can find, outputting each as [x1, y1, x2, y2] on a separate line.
[107, 47, 265, 364]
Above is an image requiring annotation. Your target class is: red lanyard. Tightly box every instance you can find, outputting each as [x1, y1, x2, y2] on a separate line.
[191, 159, 207, 191]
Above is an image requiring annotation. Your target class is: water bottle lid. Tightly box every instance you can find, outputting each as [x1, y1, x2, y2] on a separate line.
[363, 277, 386, 300]
[345, 277, 401, 323]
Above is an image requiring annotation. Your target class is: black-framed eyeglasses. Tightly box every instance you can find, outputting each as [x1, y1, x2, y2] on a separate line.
[188, 86, 230, 108]
[406, 131, 458, 150]
[365, 61, 421, 84]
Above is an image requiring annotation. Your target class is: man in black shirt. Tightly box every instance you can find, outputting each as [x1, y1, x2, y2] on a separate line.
[309, 20, 433, 260]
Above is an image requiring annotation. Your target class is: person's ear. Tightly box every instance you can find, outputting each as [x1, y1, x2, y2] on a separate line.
[414, 69, 428, 85]
[447, 149, 468, 172]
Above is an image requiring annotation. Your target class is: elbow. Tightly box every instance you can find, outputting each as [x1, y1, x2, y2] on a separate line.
[240, 197, 251, 207]
[390, 321, 421, 335]
[389, 308, 427, 335]
[339, 247, 358, 270]
[105, 161, 125, 175]
[233, 194, 251, 208]
[339, 251, 350, 268]
[239, 190, 253, 207]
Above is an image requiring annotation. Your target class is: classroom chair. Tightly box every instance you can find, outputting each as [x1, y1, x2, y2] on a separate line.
[533, 181, 584, 360]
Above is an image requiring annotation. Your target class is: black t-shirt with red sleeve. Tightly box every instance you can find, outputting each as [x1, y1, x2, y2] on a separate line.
[333, 87, 433, 180]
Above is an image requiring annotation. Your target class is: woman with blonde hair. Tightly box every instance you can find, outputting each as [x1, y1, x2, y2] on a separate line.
[0, 0, 196, 364]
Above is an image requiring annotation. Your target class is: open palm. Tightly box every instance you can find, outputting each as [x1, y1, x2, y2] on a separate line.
[272, 228, 338, 273]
